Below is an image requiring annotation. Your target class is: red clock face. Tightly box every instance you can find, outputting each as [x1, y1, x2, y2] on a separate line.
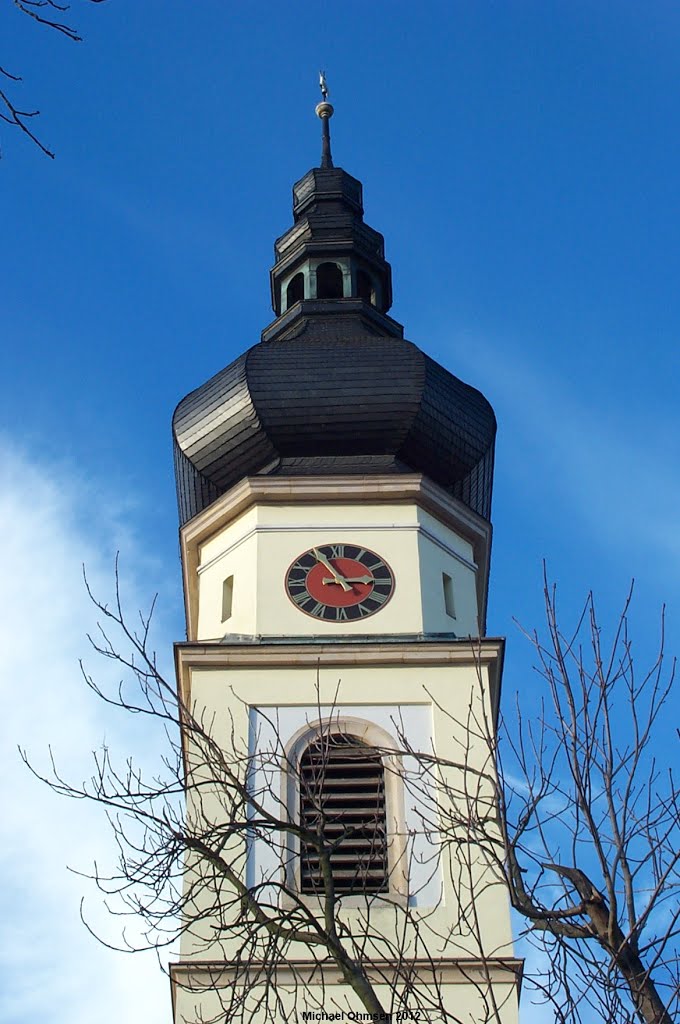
[285, 543, 395, 622]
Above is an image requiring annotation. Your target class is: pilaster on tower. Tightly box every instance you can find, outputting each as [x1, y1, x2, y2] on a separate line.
[170, 88, 520, 1024]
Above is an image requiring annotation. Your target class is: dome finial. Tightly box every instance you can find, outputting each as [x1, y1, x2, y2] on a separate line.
[315, 71, 334, 169]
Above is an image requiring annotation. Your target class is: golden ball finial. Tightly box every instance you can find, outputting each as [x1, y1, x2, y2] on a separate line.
[315, 101, 334, 120]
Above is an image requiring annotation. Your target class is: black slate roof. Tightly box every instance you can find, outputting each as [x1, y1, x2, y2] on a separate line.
[173, 314, 495, 526]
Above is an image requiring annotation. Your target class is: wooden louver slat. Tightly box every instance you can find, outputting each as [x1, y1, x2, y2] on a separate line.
[299, 734, 388, 894]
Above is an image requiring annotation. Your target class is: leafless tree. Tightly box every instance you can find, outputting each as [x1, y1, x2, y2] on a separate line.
[24, 565, 519, 1024]
[27, 566, 679, 1024]
[2, 0, 105, 157]
[422, 572, 679, 1024]
[504, 576, 679, 1023]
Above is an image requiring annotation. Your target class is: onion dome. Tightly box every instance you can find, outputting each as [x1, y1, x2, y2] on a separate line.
[173, 98, 496, 527]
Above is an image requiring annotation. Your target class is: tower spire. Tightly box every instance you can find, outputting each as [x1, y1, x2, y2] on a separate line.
[316, 71, 334, 168]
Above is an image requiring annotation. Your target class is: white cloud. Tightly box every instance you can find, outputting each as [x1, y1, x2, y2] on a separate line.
[0, 439, 173, 1024]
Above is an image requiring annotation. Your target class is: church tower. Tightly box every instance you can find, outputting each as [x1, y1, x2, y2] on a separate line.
[170, 95, 521, 1024]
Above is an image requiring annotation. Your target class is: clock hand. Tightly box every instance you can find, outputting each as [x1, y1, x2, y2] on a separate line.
[323, 575, 375, 585]
[312, 548, 351, 592]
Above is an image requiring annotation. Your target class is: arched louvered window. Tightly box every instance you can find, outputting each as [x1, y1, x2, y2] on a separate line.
[299, 733, 388, 894]
[316, 261, 344, 299]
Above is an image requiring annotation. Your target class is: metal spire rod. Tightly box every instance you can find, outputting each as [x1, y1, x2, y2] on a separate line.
[316, 70, 334, 169]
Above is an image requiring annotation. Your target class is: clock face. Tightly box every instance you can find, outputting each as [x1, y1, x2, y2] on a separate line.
[285, 543, 395, 622]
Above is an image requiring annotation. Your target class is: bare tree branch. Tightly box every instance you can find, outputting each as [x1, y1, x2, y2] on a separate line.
[2, 0, 106, 157]
[491, 568, 680, 1023]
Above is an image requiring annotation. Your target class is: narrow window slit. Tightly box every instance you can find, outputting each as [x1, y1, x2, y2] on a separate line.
[443, 572, 456, 619]
[222, 575, 234, 622]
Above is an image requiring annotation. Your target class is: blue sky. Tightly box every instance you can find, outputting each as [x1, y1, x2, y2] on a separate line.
[2, 2, 679, 1022]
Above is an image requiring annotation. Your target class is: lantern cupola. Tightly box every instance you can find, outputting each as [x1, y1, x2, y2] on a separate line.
[267, 101, 396, 338]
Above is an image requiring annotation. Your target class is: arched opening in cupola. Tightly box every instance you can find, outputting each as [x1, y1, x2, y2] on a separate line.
[356, 269, 374, 305]
[286, 272, 305, 307]
[316, 262, 344, 300]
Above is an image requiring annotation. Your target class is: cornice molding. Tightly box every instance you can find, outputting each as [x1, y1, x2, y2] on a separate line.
[170, 955, 524, 992]
[174, 637, 505, 725]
